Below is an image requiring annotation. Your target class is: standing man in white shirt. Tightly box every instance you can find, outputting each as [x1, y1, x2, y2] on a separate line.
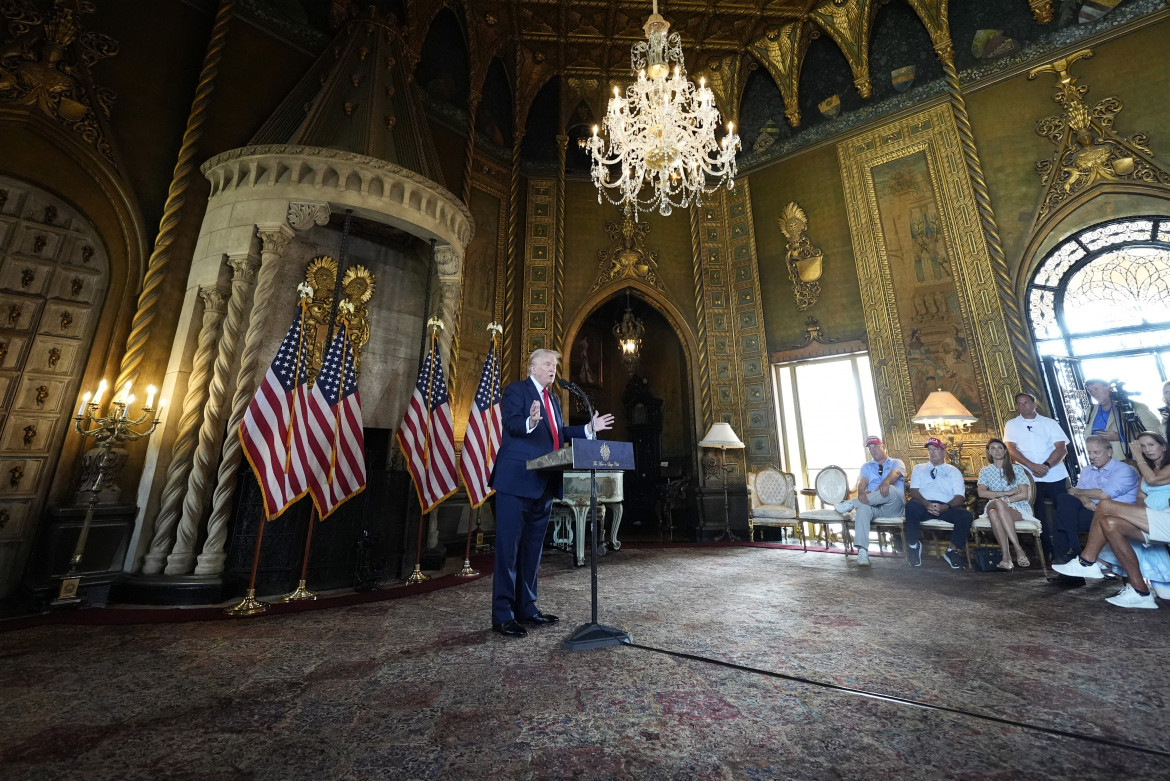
[905, 438, 973, 569]
[1003, 392, 1069, 559]
[835, 435, 905, 566]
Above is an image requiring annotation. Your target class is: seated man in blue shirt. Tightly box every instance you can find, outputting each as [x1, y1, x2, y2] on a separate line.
[835, 435, 905, 566]
[1052, 435, 1139, 567]
[905, 438, 973, 569]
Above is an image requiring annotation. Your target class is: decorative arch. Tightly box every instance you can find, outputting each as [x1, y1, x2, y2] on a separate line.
[1026, 214, 1170, 359]
[562, 280, 703, 444]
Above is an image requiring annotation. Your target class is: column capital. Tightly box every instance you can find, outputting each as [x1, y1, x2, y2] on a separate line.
[433, 244, 463, 276]
[197, 284, 230, 313]
[256, 223, 296, 256]
[287, 201, 331, 232]
[226, 253, 261, 283]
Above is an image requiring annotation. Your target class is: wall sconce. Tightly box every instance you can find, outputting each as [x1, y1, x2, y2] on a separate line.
[612, 291, 645, 375]
[911, 389, 978, 471]
[698, 421, 744, 542]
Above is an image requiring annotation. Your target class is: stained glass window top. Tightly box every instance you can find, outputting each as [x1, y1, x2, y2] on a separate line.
[1063, 247, 1170, 333]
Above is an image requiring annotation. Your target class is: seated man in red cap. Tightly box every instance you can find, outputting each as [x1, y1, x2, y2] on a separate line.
[904, 437, 973, 569]
[835, 435, 905, 566]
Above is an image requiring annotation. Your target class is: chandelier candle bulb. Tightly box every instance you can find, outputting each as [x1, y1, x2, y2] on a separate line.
[77, 392, 91, 416]
[145, 385, 156, 410]
[92, 379, 107, 408]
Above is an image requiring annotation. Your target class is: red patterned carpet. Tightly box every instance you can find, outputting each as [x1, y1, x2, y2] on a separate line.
[2, 544, 1168, 780]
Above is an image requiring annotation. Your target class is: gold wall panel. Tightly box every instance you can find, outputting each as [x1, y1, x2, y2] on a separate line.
[521, 179, 556, 358]
[837, 104, 1023, 462]
[690, 182, 780, 479]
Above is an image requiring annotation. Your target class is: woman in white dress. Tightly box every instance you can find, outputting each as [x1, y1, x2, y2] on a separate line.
[976, 438, 1033, 570]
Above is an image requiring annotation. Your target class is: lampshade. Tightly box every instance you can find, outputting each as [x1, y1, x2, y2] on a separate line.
[911, 390, 978, 425]
[698, 422, 744, 449]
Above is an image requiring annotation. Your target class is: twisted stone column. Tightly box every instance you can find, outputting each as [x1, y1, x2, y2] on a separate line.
[689, 206, 713, 428]
[502, 129, 523, 374]
[554, 133, 567, 351]
[166, 254, 259, 573]
[196, 224, 295, 575]
[460, 93, 481, 207]
[141, 285, 228, 574]
[940, 56, 1044, 401]
[434, 244, 463, 384]
[116, 0, 235, 391]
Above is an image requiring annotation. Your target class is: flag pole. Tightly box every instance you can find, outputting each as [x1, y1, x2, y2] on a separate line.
[225, 513, 270, 616]
[457, 327, 500, 577]
[406, 323, 441, 585]
[280, 505, 319, 602]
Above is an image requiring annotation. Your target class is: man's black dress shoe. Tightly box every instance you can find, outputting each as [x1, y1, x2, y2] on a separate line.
[1046, 573, 1086, 588]
[492, 620, 528, 637]
[518, 612, 559, 626]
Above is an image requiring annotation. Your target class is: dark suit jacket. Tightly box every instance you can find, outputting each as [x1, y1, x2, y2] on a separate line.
[490, 377, 587, 500]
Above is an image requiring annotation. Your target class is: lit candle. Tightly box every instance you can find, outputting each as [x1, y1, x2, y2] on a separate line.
[93, 378, 109, 409]
[77, 391, 91, 416]
[117, 381, 132, 404]
[146, 385, 156, 409]
[122, 395, 134, 417]
[158, 398, 167, 415]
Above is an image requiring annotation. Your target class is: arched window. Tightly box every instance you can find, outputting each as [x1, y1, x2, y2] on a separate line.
[1029, 216, 1170, 360]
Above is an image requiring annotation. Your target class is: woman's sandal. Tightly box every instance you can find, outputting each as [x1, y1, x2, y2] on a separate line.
[1016, 553, 1031, 568]
[997, 559, 1014, 572]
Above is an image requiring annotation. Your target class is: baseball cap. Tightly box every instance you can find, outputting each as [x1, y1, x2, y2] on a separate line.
[865, 436, 883, 445]
[924, 437, 946, 449]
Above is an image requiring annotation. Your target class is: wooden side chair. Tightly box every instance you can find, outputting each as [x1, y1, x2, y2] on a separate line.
[970, 472, 1048, 576]
[797, 466, 851, 549]
[747, 468, 802, 549]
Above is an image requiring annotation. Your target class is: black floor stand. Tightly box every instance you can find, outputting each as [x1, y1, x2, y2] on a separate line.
[564, 467, 631, 651]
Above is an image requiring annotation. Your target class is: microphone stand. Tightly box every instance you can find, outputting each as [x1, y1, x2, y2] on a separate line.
[558, 379, 632, 651]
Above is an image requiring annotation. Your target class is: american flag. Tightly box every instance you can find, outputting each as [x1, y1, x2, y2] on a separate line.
[458, 336, 501, 507]
[397, 333, 458, 513]
[239, 303, 311, 520]
[291, 320, 366, 518]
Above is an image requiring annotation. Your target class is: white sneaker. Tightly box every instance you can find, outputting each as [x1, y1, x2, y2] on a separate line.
[1105, 584, 1158, 609]
[1053, 558, 1105, 579]
[834, 500, 855, 514]
[1152, 581, 1170, 600]
[856, 548, 870, 566]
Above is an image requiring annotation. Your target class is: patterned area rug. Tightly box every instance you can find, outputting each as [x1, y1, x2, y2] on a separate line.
[2, 545, 1168, 780]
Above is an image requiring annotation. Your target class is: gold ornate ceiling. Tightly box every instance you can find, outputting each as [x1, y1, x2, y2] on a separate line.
[400, 0, 1051, 129]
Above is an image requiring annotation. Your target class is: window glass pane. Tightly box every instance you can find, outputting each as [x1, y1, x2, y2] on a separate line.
[793, 359, 866, 488]
[1079, 354, 1164, 422]
[1063, 247, 1170, 333]
[1080, 219, 1153, 251]
[1029, 288, 1060, 339]
[1034, 240, 1085, 288]
[1036, 338, 1067, 357]
[776, 365, 801, 483]
[1071, 328, 1170, 356]
[858, 354, 881, 441]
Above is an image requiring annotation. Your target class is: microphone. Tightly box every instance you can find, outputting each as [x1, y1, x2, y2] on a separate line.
[556, 377, 594, 431]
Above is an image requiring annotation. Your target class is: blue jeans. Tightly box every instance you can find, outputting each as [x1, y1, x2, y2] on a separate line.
[904, 499, 973, 550]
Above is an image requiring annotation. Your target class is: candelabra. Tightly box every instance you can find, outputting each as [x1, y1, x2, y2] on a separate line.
[53, 380, 163, 606]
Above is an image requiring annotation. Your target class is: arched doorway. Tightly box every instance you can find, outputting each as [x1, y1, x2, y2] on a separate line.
[566, 289, 695, 530]
[1027, 215, 1170, 472]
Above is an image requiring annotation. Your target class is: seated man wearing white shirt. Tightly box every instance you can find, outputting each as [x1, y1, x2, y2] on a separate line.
[904, 438, 973, 569]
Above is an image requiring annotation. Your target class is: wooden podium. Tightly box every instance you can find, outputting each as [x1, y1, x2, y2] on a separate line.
[528, 438, 635, 651]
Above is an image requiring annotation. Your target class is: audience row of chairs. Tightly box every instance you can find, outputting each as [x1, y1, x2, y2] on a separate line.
[747, 466, 1048, 574]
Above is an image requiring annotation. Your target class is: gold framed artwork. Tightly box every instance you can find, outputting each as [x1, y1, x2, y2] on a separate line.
[837, 103, 1022, 458]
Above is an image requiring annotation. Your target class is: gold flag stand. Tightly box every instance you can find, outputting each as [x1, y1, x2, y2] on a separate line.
[225, 516, 271, 616]
[456, 507, 480, 577]
[280, 506, 319, 602]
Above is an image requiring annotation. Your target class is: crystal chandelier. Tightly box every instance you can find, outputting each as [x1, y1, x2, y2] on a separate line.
[586, 0, 740, 218]
[613, 292, 646, 374]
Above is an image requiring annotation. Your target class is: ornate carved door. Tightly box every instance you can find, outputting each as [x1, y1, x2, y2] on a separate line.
[0, 176, 108, 597]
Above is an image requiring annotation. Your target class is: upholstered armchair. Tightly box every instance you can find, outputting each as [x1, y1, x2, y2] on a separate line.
[747, 468, 802, 549]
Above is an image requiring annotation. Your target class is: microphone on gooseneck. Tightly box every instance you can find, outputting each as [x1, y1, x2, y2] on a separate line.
[555, 378, 576, 391]
[556, 378, 594, 430]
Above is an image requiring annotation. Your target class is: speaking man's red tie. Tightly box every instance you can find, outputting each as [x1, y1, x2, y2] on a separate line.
[542, 387, 560, 449]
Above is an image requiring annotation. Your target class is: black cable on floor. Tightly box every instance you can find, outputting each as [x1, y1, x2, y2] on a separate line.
[625, 640, 1170, 760]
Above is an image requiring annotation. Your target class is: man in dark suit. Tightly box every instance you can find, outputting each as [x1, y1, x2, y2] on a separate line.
[490, 348, 615, 638]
